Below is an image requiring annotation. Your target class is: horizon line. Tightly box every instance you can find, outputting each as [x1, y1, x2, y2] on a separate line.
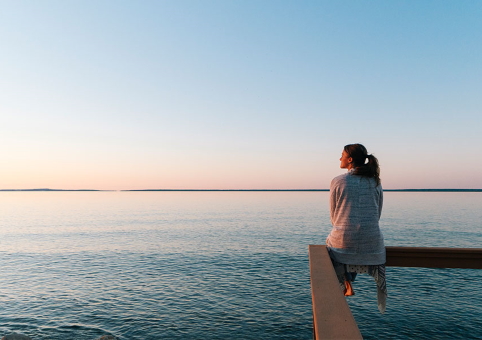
[1, 188, 482, 192]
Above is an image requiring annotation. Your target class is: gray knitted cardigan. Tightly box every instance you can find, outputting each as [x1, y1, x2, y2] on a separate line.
[326, 169, 385, 265]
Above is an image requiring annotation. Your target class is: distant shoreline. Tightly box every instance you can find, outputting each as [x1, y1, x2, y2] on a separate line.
[1, 189, 482, 192]
[0, 189, 104, 192]
[124, 189, 482, 192]
[383, 189, 482, 192]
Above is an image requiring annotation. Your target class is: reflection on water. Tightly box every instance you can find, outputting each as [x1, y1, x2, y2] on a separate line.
[0, 192, 481, 339]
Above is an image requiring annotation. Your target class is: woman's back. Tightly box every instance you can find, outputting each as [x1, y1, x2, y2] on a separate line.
[330, 172, 382, 230]
[327, 171, 385, 265]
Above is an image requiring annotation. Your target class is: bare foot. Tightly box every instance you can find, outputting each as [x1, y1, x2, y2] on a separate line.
[344, 280, 355, 296]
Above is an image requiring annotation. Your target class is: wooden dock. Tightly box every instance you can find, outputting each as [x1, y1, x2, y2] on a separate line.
[309, 245, 482, 340]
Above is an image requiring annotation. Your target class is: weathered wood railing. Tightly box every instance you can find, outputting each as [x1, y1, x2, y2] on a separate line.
[309, 245, 482, 340]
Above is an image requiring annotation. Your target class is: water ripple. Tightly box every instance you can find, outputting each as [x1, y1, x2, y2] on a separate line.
[0, 191, 481, 339]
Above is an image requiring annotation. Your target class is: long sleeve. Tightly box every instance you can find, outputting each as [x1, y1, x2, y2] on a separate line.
[378, 186, 383, 219]
[329, 178, 339, 226]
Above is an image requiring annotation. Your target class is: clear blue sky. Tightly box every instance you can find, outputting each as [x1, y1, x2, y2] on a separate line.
[1, 0, 481, 189]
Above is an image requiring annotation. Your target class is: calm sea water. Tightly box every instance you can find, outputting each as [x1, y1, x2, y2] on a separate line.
[0, 191, 481, 339]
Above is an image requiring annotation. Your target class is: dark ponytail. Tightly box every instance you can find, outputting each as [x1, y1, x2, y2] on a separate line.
[344, 144, 381, 186]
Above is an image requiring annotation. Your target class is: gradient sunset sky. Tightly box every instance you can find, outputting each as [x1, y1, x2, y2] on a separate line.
[1, 1, 481, 190]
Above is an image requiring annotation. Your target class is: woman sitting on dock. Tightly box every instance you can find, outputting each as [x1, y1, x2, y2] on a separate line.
[326, 143, 387, 313]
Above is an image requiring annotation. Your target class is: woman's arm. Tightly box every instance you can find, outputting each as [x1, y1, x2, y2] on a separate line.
[378, 186, 383, 219]
[330, 179, 338, 225]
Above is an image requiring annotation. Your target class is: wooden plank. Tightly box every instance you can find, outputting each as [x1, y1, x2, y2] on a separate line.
[309, 245, 362, 340]
[386, 246, 482, 269]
